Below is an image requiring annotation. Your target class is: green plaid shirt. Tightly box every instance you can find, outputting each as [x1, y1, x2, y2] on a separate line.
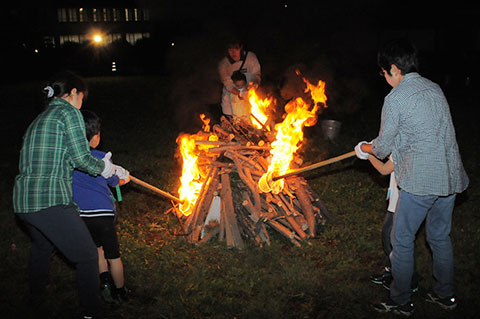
[13, 98, 105, 213]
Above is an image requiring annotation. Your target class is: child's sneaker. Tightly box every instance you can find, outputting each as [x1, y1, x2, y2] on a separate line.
[113, 286, 130, 303]
[425, 290, 457, 310]
[372, 298, 413, 316]
[370, 267, 391, 284]
[382, 277, 418, 293]
[100, 283, 117, 304]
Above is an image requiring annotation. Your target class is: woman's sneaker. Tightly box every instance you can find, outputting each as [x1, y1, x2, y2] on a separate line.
[425, 290, 457, 310]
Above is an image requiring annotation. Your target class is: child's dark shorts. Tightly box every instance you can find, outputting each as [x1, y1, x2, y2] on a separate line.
[82, 215, 120, 259]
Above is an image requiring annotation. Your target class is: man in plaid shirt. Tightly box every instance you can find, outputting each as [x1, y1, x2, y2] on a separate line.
[13, 71, 117, 319]
[356, 39, 469, 316]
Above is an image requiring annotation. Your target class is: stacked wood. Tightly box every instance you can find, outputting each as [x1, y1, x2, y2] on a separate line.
[173, 116, 331, 248]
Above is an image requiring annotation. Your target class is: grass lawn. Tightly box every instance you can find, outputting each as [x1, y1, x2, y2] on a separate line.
[0, 75, 478, 318]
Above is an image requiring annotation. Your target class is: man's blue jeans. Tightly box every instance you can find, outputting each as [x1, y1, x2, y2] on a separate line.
[390, 190, 456, 305]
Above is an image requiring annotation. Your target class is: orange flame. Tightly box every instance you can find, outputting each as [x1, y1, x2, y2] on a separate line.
[249, 89, 272, 130]
[259, 77, 327, 193]
[177, 114, 218, 216]
[177, 134, 202, 215]
[200, 113, 211, 132]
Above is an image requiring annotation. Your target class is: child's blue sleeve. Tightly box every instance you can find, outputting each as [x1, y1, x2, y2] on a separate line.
[107, 174, 120, 187]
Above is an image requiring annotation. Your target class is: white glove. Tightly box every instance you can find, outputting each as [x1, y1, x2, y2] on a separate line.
[239, 90, 248, 100]
[115, 165, 130, 180]
[101, 152, 116, 178]
[354, 141, 370, 160]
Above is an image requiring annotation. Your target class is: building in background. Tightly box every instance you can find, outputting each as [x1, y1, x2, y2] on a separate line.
[2, 1, 157, 79]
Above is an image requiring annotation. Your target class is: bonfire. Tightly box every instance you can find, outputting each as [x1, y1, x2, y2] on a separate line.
[170, 74, 337, 248]
[130, 72, 355, 247]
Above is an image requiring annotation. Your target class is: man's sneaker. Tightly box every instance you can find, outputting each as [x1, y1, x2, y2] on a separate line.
[382, 275, 420, 293]
[370, 267, 391, 284]
[425, 290, 457, 310]
[372, 298, 413, 316]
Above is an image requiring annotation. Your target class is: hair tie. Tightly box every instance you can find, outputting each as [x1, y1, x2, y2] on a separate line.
[44, 86, 54, 98]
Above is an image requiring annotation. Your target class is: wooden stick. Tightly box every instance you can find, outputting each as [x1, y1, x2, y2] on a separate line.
[291, 178, 316, 237]
[208, 145, 270, 153]
[195, 140, 238, 146]
[220, 173, 244, 248]
[267, 220, 301, 247]
[272, 151, 356, 181]
[250, 112, 269, 131]
[130, 176, 182, 203]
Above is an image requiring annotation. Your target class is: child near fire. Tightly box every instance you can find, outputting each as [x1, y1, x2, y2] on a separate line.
[229, 71, 251, 119]
[354, 146, 421, 291]
[72, 110, 130, 304]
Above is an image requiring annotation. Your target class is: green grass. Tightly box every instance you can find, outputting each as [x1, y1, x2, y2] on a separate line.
[1, 76, 478, 318]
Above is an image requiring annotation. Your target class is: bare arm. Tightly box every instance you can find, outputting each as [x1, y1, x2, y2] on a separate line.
[368, 156, 394, 175]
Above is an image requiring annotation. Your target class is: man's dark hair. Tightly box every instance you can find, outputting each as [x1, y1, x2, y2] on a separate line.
[231, 70, 247, 83]
[81, 109, 101, 141]
[377, 38, 419, 75]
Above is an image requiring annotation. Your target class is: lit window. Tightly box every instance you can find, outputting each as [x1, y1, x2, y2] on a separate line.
[125, 8, 133, 22]
[60, 34, 81, 45]
[93, 8, 101, 22]
[57, 8, 67, 22]
[68, 8, 78, 22]
[112, 33, 122, 42]
[103, 8, 111, 22]
[126, 33, 148, 45]
[134, 8, 139, 21]
[79, 8, 85, 22]
[112, 8, 121, 22]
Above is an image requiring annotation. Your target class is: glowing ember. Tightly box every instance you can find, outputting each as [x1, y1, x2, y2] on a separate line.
[248, 89, 273, 130]
[259, 77, 327, 193]
[177, 115, 218, 215]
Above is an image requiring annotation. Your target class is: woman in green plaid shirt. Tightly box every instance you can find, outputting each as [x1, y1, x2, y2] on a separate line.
[13, 71, 116, 319]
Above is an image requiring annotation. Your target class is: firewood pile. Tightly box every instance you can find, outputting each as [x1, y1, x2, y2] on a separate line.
[174, 115, 332, 248]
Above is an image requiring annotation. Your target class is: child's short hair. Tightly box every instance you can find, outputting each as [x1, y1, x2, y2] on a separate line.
[231, 70, 247, 83]
[226, 37, 243, 49]
[377, 38, 419, 75]
[81, 110, 101, 141]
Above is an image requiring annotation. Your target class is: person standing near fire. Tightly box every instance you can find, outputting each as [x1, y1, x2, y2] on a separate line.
[73, 110, 130, 305]
[354, 149, 422, 293]
[229, 70, 251, 119]
[13, 70, 119, 319]
[218, 37, 261, 117]
[356, 38, 469, 315]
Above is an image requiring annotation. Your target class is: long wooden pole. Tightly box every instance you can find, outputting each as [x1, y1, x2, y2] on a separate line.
[130, 176, 182, 203]
[272, 151, 356, 181]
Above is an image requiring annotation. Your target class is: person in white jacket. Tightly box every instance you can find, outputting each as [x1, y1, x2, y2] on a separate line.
[218, 38, 261, 116]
